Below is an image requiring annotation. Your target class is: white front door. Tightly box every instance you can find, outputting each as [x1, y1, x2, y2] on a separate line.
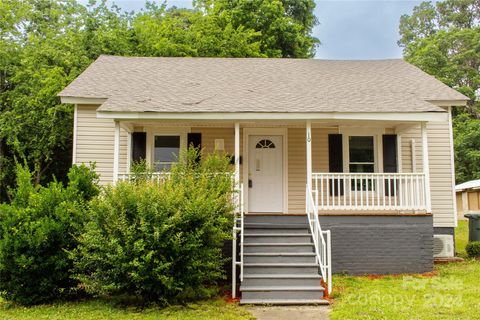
[248, 135, 283, 212]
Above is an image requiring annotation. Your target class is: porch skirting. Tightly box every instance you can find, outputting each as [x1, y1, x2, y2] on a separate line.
[319, 215, 434, 275]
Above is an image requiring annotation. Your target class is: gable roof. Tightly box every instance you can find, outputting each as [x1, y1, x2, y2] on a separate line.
[59, 55, 468, 114]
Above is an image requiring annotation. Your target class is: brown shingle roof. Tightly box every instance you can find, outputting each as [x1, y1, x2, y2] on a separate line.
[59, 55, 468, 113]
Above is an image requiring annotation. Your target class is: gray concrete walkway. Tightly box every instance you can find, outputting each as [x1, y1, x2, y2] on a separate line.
[246, 305, 331, 320]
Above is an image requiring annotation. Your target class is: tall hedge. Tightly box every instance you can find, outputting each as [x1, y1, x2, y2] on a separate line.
[0, 164, 99, 305]
[73, 150, 234, 303]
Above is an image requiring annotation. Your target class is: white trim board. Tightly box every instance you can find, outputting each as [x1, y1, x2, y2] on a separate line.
[72, 104, 78, 164]
[339, 127, 385, 173]
[61, 97, 107, 105]
[144, 127, 190, 167]
[242, 128, 288, 214]
[448, 107, 458, 227]
[97, 111, 449, 122]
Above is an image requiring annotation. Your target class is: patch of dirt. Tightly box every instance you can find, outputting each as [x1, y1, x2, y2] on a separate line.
[222, 290, 240, 304]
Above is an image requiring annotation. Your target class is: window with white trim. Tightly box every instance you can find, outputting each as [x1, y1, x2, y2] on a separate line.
[154, 135, 180, 171]
[349, 136, 375, 191]
[348, 136, 375, 173]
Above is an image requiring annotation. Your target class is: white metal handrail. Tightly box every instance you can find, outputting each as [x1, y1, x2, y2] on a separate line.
[306, 184, 332, 294]
[312, 172, 427, 211]
[232, 183, 244, 299]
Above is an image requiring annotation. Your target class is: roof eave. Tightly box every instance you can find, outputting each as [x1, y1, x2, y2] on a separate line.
[96, 111, 449, 122]
[427, 99, 469, 107]
[60, 96, 107, 105]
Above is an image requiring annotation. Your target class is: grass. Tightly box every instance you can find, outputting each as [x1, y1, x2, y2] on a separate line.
[330, 261, 480, 320]
[0, 298, 254, 320]
[0, 221, 473, 319]
[330, 220, 480, 320]
[456, 220, 469, 257]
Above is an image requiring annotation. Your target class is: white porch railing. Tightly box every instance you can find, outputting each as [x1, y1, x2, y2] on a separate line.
[232, 183, 244, 299]
[306, 184, 332, 294]
[312, 172, 427, 211]
[117, 172, 170, 183]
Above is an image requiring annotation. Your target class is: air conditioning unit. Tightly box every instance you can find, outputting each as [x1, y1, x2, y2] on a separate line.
[433, 235, 454, 258]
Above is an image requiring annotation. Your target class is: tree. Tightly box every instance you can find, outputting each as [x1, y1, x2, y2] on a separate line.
[0, 0, 89, 187]
[195, 0, 319, 58]
[398, 0, 480, 183]
[133, 5, 263, 57]
[0, 0, 319, 199]
[453, 114, 480, 182]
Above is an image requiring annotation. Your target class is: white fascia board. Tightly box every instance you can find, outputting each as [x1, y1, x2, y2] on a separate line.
[60, 96, 107, 105]
[96, 111, 449, 122]
[428, 100, 469, 107]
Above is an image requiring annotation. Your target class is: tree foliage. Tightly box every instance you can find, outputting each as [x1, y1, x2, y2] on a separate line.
[73, 150, 234, 303]
[0, 163, 98, 305]
[398, 0, 480, 182]
[0, 0, 318, 200]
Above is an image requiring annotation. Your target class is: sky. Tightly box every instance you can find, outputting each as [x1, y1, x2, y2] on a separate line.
[81, 0, 432, 60]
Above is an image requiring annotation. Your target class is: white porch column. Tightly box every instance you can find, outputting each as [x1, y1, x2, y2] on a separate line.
[126, 131, 132, 172]
[234, 122, 240, 190]
[421, 122, 432, 213]
[306, 120, 313, 190]
[232, 122, 240, 299]
[113, 120, 120, 184]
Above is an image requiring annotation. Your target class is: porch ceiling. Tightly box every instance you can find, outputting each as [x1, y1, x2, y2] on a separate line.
[117, 119, 432, 132]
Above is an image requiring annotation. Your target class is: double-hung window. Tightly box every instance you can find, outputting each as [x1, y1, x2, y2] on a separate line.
[348, 136, 375, 173]
[348, 136, 375, 191]
[154, 135, 180, 171]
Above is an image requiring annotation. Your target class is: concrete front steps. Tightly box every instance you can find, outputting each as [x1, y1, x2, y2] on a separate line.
[239, 215, 328, 305]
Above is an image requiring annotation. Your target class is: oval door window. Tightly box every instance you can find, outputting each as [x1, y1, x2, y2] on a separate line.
[255, 139, 275, 149]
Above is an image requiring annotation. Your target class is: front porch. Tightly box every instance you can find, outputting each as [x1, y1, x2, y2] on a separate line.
[112, 119, 433, 214]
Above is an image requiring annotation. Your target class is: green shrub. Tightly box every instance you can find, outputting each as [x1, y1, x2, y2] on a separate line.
[466, 241, 480, 258]
[129, 159, 154, 182]
[0, 164, 99, 305]
[73, 149, 234, 303]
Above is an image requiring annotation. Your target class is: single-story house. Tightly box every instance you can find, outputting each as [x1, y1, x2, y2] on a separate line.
[59, 55, 468, 304]
[456, 180, 480, 220]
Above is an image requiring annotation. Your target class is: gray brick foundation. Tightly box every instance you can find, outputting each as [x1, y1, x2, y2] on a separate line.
[319, 215, 434, 275]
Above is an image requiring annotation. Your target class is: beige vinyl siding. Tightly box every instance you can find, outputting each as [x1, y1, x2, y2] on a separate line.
[399, 122, 456, 227]
[191, 127, 237, 154]
[191, 127, 243, 178]
[399, 127, 423, 173]
[288, 128, 336, 214]
[75, 104, 128, 185]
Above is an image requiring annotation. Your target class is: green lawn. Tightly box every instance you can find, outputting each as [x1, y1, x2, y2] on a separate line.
[456, 220, 469, 257]
[331, 221, 479, 320]
[331, 261, 480, 320]
[0, 222, 473, 319]
[0, 298, 254, 320]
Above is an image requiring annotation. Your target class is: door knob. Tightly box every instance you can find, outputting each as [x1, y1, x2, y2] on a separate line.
[248, 179, 253, 188]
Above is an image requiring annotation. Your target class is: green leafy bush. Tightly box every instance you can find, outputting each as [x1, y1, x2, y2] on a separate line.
[73, 149, 234, 303]
[0, 164, 99, 305]
[466, 241, 480, 258]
